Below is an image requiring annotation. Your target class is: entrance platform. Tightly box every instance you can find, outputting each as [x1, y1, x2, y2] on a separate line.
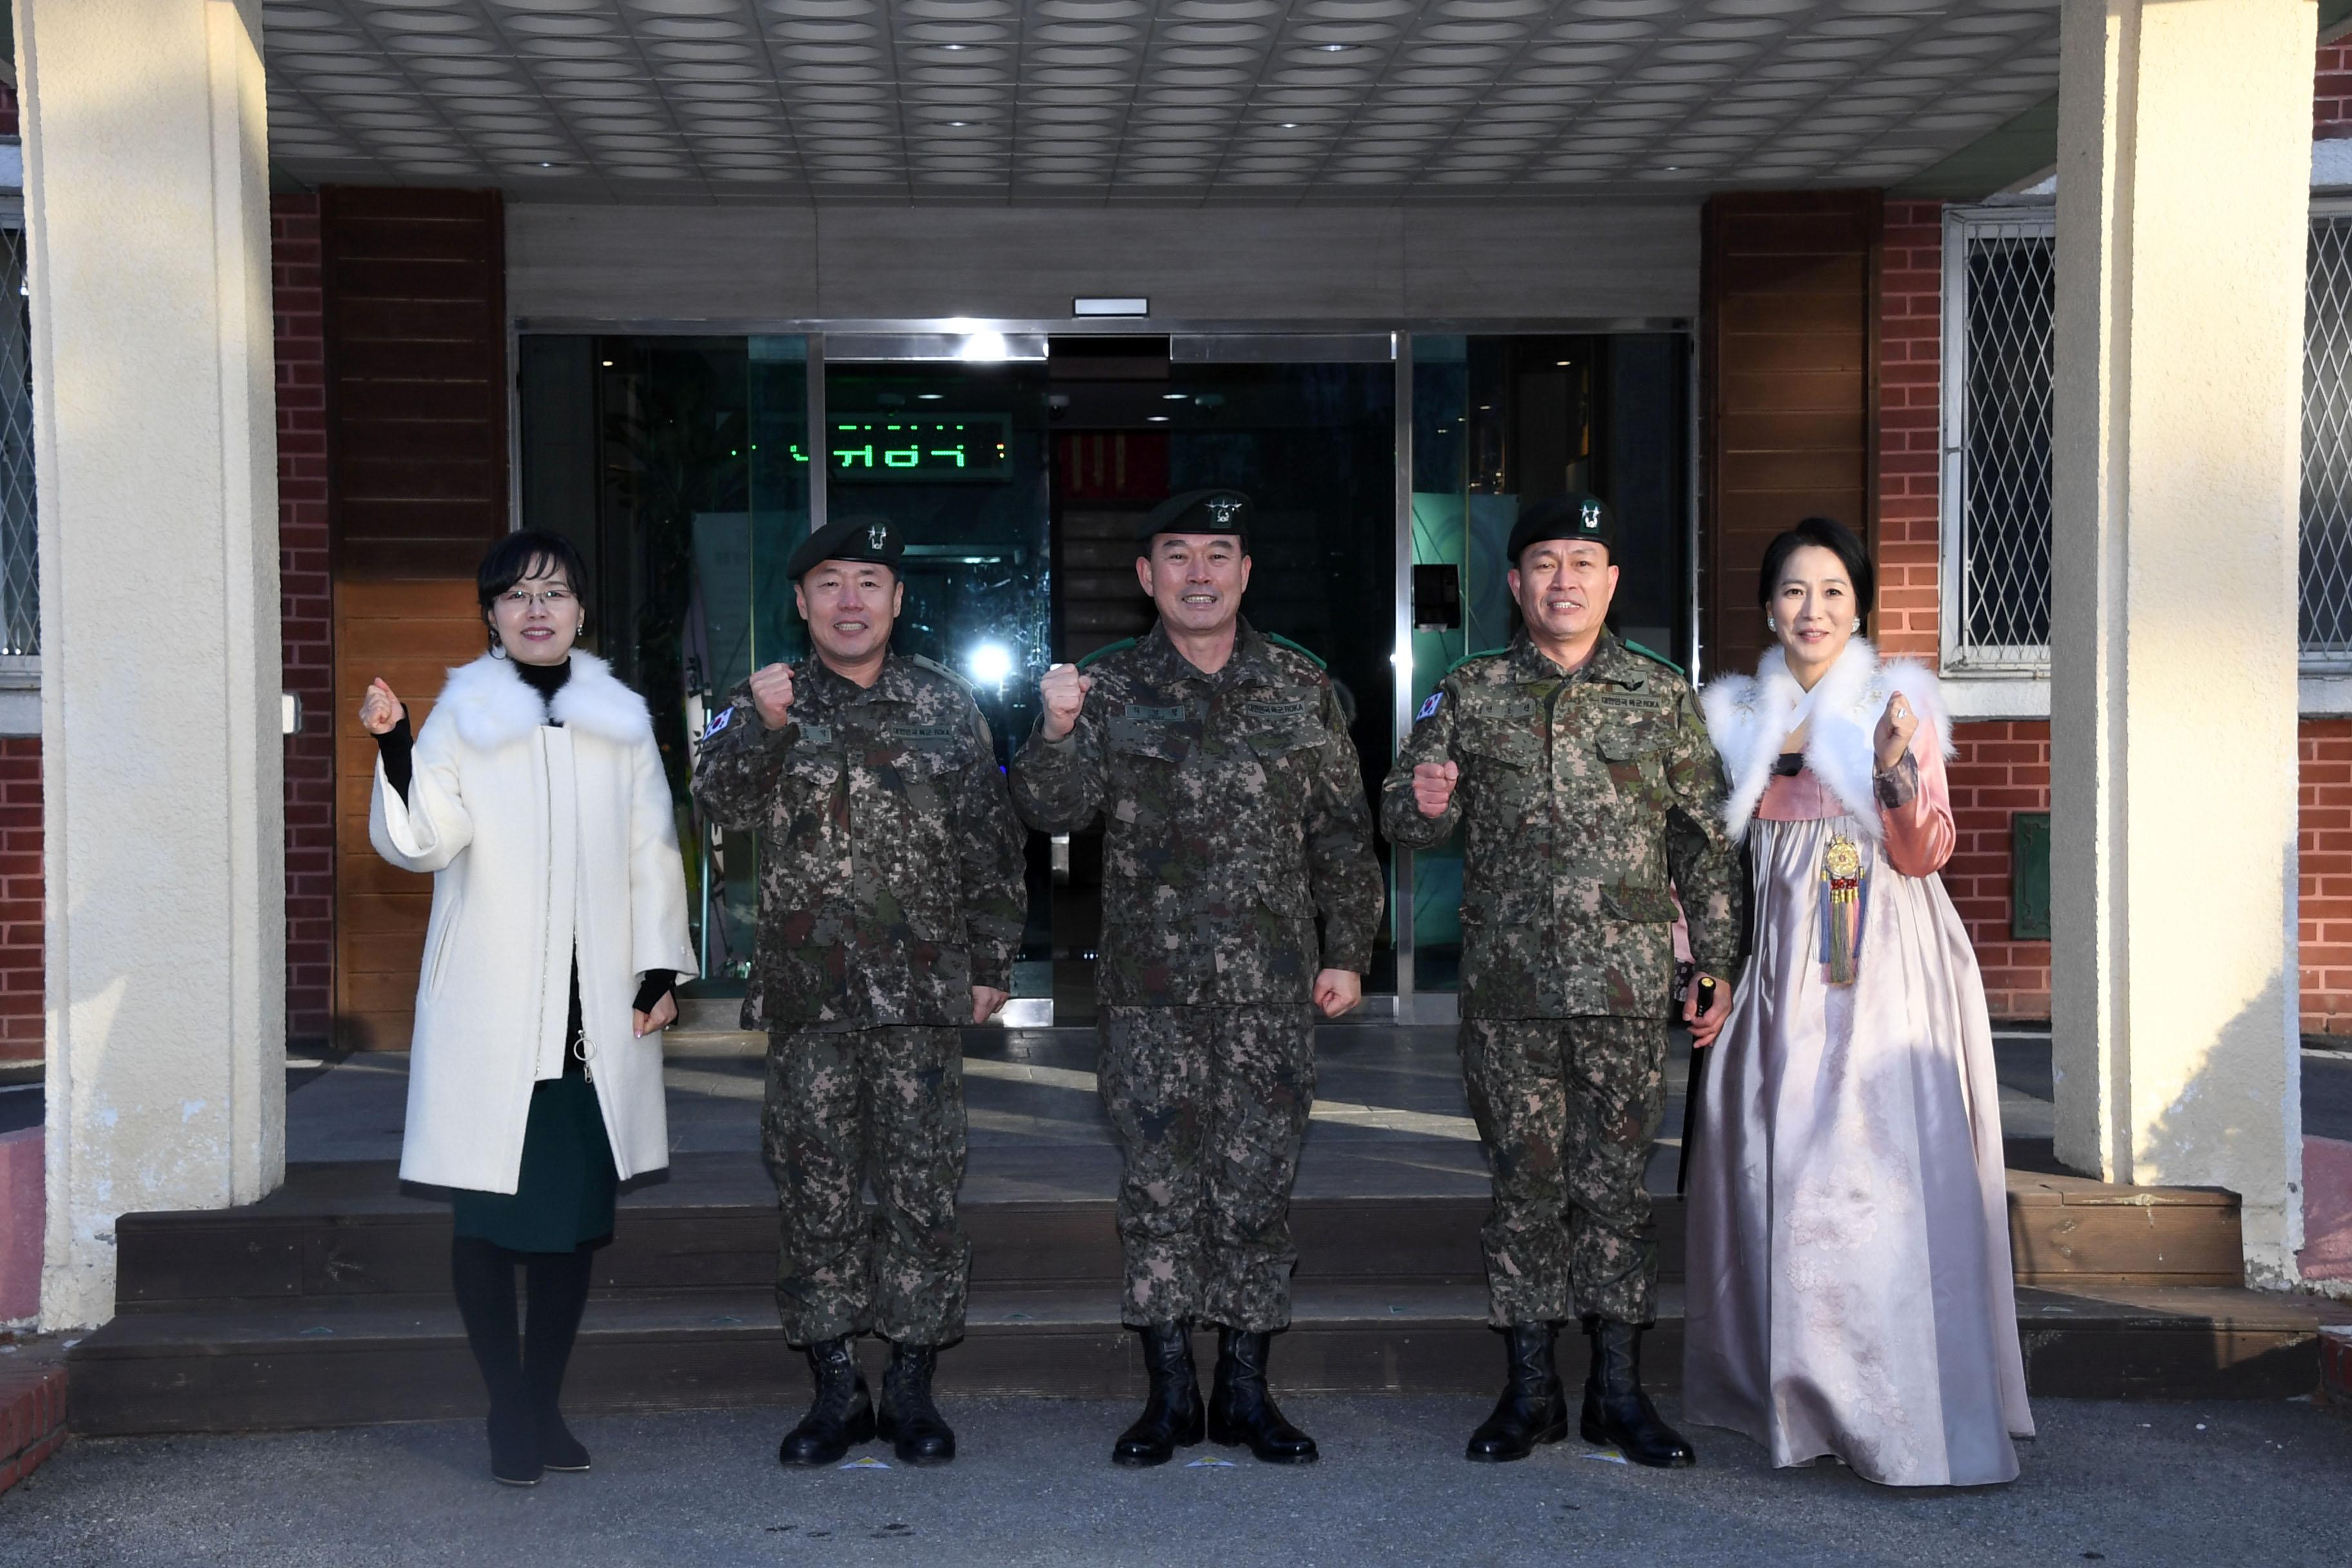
[64, 1026, 2352, 1435]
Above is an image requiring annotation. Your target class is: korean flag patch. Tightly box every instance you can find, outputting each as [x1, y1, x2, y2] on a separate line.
[1416, 692, 1444, 721]
[700, 707, 734, 743]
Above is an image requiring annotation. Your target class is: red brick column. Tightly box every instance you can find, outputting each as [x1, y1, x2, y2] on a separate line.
[274, 195, 334, 1049]
[1945, 722, 2053, 1020]
[0, 742, 39, 1063]
[1875, 199, 1944, 662]
[2302, 721, 2352, 1036]
[2318, 36, 2352, 137]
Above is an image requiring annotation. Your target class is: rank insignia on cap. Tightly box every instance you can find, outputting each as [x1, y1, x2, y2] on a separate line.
[867, 522, 890, 551]
[1206, 496, 1244, 527]
[1416, 692, 1444, 721]
[1581, 498, 1602, 531]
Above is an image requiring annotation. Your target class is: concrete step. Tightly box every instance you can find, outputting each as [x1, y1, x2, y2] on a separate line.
[66, 1278, 2352, 1436]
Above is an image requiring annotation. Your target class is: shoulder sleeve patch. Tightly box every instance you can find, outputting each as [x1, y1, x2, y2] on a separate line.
[1075, 638, 1136, 671]
[699, 707, 733, 743]
[1263, 632, 1329, 671]
[1621, 639, 1685, 678]
[1415, 691, 1444, 721]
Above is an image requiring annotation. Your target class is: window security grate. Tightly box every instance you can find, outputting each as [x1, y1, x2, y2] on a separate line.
[1941, 206, 2055, 672]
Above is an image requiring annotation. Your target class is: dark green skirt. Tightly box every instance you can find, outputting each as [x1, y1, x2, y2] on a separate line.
[451, 1074, 618, 1254]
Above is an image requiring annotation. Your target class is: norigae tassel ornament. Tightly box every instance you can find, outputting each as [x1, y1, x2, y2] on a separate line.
[1821, 834, 1865, 985]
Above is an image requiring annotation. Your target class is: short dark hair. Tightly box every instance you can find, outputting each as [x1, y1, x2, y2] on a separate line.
[478, 529, 590, 616]
[1757, 516, 1872, 629]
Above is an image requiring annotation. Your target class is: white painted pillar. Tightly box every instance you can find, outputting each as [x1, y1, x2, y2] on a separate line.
[21, 0, 284, 1328]
[2050, 0, 2315, 1282]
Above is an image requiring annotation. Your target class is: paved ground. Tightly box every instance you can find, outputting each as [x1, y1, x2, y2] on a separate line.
[1, 1396, 2345, 1567]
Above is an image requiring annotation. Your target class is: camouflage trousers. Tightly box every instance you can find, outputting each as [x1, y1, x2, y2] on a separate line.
[1098, 1004, 1315, 1333]
[762, 1025, 971, 1348]
[1459, 1016, 1667, 1329]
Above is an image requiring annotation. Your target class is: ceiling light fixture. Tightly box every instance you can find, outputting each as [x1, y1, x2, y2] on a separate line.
[1317, 43, 1355, 53]
[1162, 393, 1188, 400]
[1148, 415, 1170, 422]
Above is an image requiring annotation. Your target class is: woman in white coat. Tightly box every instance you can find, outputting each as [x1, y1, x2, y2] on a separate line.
[1681, 516, 2032, 1487]
[360, 529, 695, 1487]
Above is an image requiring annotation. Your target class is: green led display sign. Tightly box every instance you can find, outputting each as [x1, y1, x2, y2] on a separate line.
[788, 415, 1012, 483]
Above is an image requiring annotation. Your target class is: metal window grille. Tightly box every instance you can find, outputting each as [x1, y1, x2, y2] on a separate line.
[1940, 205, 2056, 672]
[2304, 201, 2352, 663]
[0, 219, 30, 660]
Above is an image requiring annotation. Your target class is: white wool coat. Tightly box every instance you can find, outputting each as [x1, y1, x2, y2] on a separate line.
[1697, 636, 1953, 845]
[369, 652, 697, 1193]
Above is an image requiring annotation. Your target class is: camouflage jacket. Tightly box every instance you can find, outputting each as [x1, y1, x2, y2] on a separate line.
[1379, 632, 1742, 1020]
[1008, 620, 1384, 1008]
[690, 651, 1028, 1031]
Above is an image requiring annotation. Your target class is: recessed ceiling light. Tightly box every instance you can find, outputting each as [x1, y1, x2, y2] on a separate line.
[919, 393, 944, 400]
[1162, 393, 1188, 400]
[600, 359, 614, 368]
[1317, 43, 1354, 53]
[1148, 415, 1170, 422]
[1556, 360, 1571, 368]
[1280, 122, 1302, 129]
[946, 121, 971, 127]
[942, 43, 967, 51]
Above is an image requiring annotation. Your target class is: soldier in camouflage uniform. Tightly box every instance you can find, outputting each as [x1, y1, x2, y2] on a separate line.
[1010, 488, 1384, 1468]
[691, 514, 1027, 1469]
[1380, 492, 1743, 1471]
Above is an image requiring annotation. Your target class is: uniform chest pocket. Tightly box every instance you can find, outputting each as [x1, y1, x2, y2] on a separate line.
[1459, 722, 1545, 774]
[1109, 709, 1191, 763]
[1246, 724, 1321, 761]
[1596, 731, 1667, 798]
[883, 745, 966, 817]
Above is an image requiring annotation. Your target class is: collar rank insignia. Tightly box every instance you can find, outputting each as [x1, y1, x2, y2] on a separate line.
[1206, 496, 1244, 527]
[867, 522, 890, 551]
[1580, 498, 1602, 531]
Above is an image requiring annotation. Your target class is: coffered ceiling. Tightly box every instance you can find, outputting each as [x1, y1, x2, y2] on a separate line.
[258, 0, 2062, 204]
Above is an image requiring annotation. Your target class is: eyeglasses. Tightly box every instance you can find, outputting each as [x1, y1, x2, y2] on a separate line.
[500, 586, 576, 611]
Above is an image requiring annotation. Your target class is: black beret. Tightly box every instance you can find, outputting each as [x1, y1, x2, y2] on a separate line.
[787, 513, 904, 581]
[1137, 487, 1253, 551]
[1507, 491, 1618, 565]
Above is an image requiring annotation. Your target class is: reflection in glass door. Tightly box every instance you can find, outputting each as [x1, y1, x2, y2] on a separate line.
[1404, 332, 1692, 996]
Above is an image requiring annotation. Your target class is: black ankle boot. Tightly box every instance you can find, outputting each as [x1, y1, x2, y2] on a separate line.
[1579, 1318, 1695, 1469]
[1465, 1322, 1569, 1462]
[1113, 1322, 1204, 1467]
[778, 1338, 876, 1467]
[451, 1239, 540, 1487]
[1206, 1328, 1317, 1465]
[876, 1342, 956, 1466]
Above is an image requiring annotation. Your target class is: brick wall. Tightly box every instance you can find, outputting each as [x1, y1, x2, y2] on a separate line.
[0, 742, 38, 1063]
[1946, 722, 2053, 1020]
[2303, 721, 2352, 1035]
[2319, 37, 2352, 137]
[1875, 199, 1944, 662]
[275, 195, 335, 1048]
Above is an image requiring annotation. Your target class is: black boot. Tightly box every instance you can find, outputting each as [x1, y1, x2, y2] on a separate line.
[778, 1338, 876, 1466]
[1112, 1322, 1204, 1467]
[1465, 1322, 1569, 1462]
[523, 1245, 596, 1473]
[1206, 1328, 1317, 1465]
[1579, 1318, 1696, 1469]
[876, 1342, 956, 1466]
[451, 1238, 540, 1486]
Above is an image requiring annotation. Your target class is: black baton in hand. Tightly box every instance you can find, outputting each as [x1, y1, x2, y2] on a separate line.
[1676, 975, 1717, 1195]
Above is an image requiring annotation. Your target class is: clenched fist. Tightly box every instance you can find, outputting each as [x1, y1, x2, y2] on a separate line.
[359, 677, 404, 736]
[1040, 662, 1093, 741]
[1412, 760, 1460, 819]
[1874, 691, 1918, 770]
[749, 662, 795, 730]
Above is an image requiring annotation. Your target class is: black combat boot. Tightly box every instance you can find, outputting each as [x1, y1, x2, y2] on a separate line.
[876, 1342, 956, 1466]
[1579, 1318, 1696, 1469]
[1206, 1328, 1318, 1465]
[1112, 1322, 1204, 1467]
[777, 1337, 876, 1467]
[1465, 1322, 1569, 1462]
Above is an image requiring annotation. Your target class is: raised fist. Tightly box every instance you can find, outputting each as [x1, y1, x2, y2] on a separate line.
[1412, 760, 1460, 819]
[1040, 662, 1093, 741]
[359, 678, 404, 736]
[749, 662, 795, 730]
[1874, 691, 1919, 770]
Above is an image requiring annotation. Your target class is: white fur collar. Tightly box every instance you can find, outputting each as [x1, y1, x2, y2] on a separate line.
[433, 652, 652, 753]
[1698, 637, 1952, 843]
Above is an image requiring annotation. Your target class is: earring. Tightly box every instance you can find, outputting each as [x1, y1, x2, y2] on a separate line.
[489, 638, 509, 661]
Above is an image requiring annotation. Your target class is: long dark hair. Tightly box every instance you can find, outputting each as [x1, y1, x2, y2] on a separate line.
[1756, 516, 1872, 633]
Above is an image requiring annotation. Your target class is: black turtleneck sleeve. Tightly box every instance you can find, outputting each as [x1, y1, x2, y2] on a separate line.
[372, 712, 415, 805]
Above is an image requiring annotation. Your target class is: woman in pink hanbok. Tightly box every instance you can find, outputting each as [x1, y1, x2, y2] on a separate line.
[1682, 517, 2032, 1487]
